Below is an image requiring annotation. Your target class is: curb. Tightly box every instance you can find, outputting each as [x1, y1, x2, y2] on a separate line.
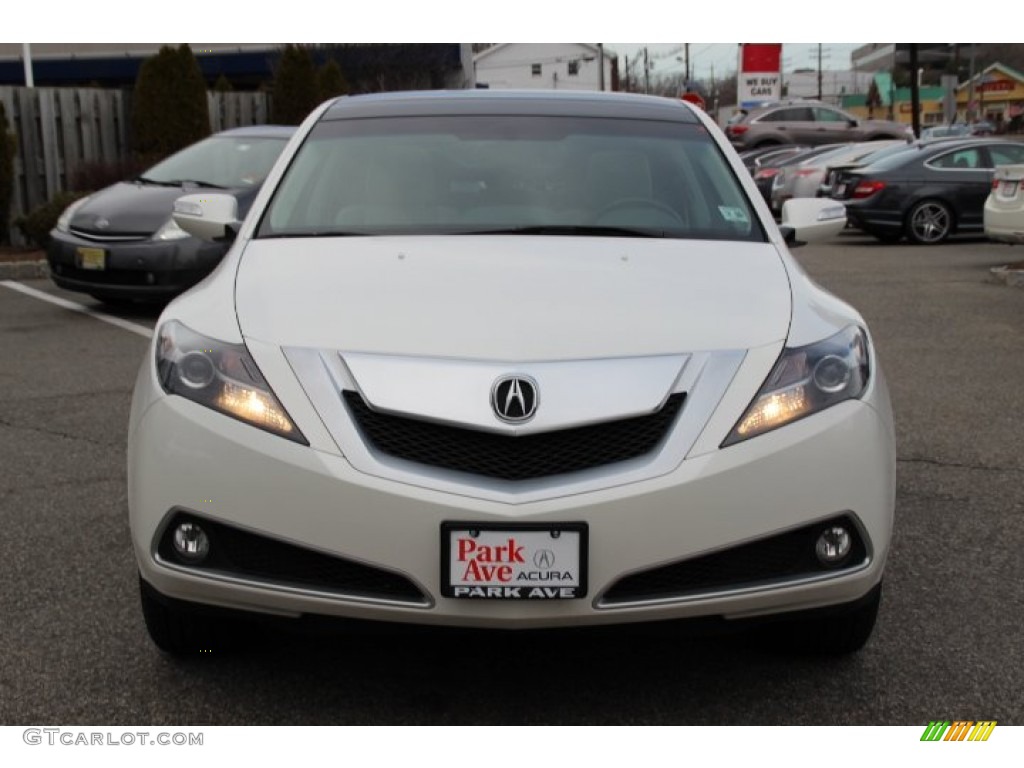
[990, 265, 1024, 288]
[0, 260, 50, 280]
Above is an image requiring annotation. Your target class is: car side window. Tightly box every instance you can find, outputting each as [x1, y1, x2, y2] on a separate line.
[814, 108, 848, 123]
[990, 145, 1024, 166]
[929, 148, 982, 169]
[759, 108, 812, 122]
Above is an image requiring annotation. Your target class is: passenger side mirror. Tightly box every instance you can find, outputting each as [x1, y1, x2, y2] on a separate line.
[172, 193, 242, 243]
[780, 198, 846, 245]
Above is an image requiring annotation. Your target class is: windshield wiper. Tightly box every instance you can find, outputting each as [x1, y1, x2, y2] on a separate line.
[168, 179, 227, 189]
[135, 176, 181, 187]
[260, 231, 367, 239]
[135, 177, 227, 189]
[459, 225, 666, 238]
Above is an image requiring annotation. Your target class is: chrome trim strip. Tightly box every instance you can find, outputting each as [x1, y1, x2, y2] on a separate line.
[283, 347, 746, 504]
[152, 556, 434, 609]
[69, 228, 150, 242]
[592, 559, 871, 610]
[340, 352, 690, 435]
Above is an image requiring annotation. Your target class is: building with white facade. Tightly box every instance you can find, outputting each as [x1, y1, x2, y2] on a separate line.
[473, 44, 616, 91]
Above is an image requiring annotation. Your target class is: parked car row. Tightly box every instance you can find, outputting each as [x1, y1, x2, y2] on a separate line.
[739, 135, 1024, 244]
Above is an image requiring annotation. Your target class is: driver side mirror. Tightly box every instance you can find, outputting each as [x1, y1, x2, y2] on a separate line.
[172, 193, 241, 243]
[848, 118, 859, 128]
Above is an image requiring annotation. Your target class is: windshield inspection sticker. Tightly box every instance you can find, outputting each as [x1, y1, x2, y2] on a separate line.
[718, 206, 750, 223]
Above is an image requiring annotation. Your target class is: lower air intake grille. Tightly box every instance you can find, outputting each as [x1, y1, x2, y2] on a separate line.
[601, 515, 868, 605]
[343, 391, 685, 481]
[158, 513, 427, 604]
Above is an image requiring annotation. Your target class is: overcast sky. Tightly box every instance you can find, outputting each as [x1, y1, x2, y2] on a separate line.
[608, 44, 864, 81]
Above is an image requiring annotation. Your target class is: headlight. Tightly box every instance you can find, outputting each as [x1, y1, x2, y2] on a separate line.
[156, 321, 307, 444]
[153, 216, 191, 241]
[55, 196, 91, 233]
[723, 325, 869, 446]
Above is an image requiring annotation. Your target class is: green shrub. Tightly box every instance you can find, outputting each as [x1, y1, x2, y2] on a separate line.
[272, 44, 320, 125]
[318, 58, 349, 101]
[213, 73, 233, 92]
[15, 191, 90, 249]
[132, 44, 211, 161]
[0, 102, 15, 245]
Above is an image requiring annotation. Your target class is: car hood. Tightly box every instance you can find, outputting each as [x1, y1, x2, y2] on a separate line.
[235, 236, 792, 360]
[70, 182, 256, 236]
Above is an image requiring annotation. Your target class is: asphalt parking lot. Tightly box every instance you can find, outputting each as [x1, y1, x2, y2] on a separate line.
[0, 233, 1021, 725]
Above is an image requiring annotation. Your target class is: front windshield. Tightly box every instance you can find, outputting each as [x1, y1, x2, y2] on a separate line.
[143, 136, 288, 188]
[257, 115, 765, 242]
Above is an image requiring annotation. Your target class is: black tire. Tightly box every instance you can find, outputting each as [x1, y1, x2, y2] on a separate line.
[764, 583, 882, 656]
[905, 199, 954, 244]
[139, 576, 247, 655]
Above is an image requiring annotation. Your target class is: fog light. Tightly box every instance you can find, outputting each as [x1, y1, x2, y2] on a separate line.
[172, 522, 210, 563]
[816, 526, 852, 564]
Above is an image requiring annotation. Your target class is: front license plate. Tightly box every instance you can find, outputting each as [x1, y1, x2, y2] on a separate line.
[75, 247, 106, 271]
[442, 523, 587, 599]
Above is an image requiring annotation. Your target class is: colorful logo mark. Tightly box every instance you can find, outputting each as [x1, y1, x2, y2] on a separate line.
[920, 721, 997, 742]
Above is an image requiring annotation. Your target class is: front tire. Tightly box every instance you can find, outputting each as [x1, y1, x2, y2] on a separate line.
[906, 200, 953, 244]
[764, 583, 882, 656]
[139, 576, 248, 655]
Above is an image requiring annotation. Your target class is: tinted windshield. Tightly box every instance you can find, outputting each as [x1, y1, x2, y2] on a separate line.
[143, 136, 288, 188]
[258, 115, 765, 242]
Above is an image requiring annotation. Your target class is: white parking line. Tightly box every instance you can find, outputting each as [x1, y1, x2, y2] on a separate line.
[0, 280, 154, 339]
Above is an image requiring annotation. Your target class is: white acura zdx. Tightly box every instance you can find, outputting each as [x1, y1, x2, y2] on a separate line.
[128, 90, 895, 655]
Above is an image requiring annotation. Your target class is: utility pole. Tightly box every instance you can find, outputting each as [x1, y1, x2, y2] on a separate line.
[684, 43, 690, 82]
[22, 42, 34, 88]
[643, 47, 650, 94]
[909, 44, 921, 138]
[968, 44, 976, 121]
[624, 55, 630, 92]
[817, 43, 823, 100]
[598, 43, 605, 92]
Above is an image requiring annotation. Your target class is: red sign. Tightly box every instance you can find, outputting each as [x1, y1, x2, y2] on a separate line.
[741, 43, 782, 73]
[681, 91, 706, 110]
[979, 80, 1014, 93]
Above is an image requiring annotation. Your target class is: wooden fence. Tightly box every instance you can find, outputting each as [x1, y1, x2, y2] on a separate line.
[0, 87, 271, 243]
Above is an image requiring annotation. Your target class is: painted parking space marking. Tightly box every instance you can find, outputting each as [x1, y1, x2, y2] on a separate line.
[1, 280, 154, 339]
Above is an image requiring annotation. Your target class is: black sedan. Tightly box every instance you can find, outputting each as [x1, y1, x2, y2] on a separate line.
[831, 138, 1024, 244]
[48, 125, 294, 302]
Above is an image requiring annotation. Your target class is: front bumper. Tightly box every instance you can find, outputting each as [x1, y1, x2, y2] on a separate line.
[47, 231, 227, 299]
[128, 371, 896, 629]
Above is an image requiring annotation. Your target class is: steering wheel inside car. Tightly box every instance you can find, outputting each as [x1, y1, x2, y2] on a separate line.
[593, 198, 686, 227]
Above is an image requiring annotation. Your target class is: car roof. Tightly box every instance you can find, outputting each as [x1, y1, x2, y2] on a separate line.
[321, 90, 702, 123]
[214, 125, 296, 139]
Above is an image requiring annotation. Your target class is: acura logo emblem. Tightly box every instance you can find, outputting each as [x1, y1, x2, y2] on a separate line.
[491, 375, 538, 423]
[533, 549, 555, 569]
